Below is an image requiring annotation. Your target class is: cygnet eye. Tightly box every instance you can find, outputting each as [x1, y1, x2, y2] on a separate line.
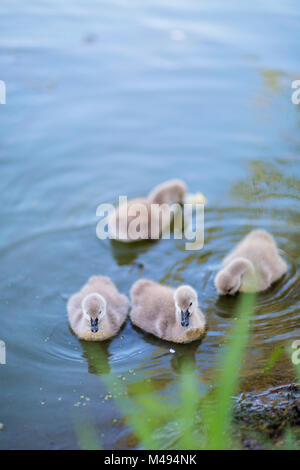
[190, 302, 193, 306]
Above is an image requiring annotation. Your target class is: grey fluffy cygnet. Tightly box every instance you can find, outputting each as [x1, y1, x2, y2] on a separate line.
[67, 276, 130, 341]
[130, 279, 206, 343]
[214, 229, 287, 295]
[108, 179, 186, 242]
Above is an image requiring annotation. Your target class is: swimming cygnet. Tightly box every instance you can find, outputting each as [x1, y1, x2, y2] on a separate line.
[130, 279, 206, 343]
[214, 229, 287, 295]
[108, 179, 186, 242]
[67, 276, 130, 341]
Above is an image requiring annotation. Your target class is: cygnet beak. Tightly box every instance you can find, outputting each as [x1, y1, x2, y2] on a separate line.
[181, 310, 190, 327]
[90, 317, 99, 333]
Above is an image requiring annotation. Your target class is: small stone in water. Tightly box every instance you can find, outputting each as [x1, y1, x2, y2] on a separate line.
[0, 423, 4, 431]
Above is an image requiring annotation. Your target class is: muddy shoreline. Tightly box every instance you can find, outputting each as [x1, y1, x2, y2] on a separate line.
[233, 383, 300, 449]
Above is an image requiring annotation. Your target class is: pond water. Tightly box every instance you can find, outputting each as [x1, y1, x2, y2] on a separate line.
[0, 0, 300, 449]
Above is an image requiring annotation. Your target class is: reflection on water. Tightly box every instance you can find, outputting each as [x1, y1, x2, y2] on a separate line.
[261, 69, 286, 94]
[231, 159, 300, 202]
[110, 239, 158, 266]
[0, 0, 300, 450]
[80, 340, 112, 376]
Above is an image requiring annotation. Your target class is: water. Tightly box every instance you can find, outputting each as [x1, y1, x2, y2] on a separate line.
[0, 0, 300, 449]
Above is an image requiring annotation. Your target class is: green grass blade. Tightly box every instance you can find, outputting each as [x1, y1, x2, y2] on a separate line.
[263, 344, 285, 374]
[205, 292, 256, 450]
[73, 419, 102, 450]
[177, 362, 199, 449]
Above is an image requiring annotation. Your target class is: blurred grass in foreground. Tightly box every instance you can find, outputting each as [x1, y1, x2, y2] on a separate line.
[75, 292, 299, 450]
[201, 292, 256, 449]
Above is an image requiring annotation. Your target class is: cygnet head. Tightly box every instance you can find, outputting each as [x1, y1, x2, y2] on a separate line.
[174, 286, 198, 327]
[214, 270, 241, 295]
[82, 293, 106, 333]
[214, 258, 252, 295]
